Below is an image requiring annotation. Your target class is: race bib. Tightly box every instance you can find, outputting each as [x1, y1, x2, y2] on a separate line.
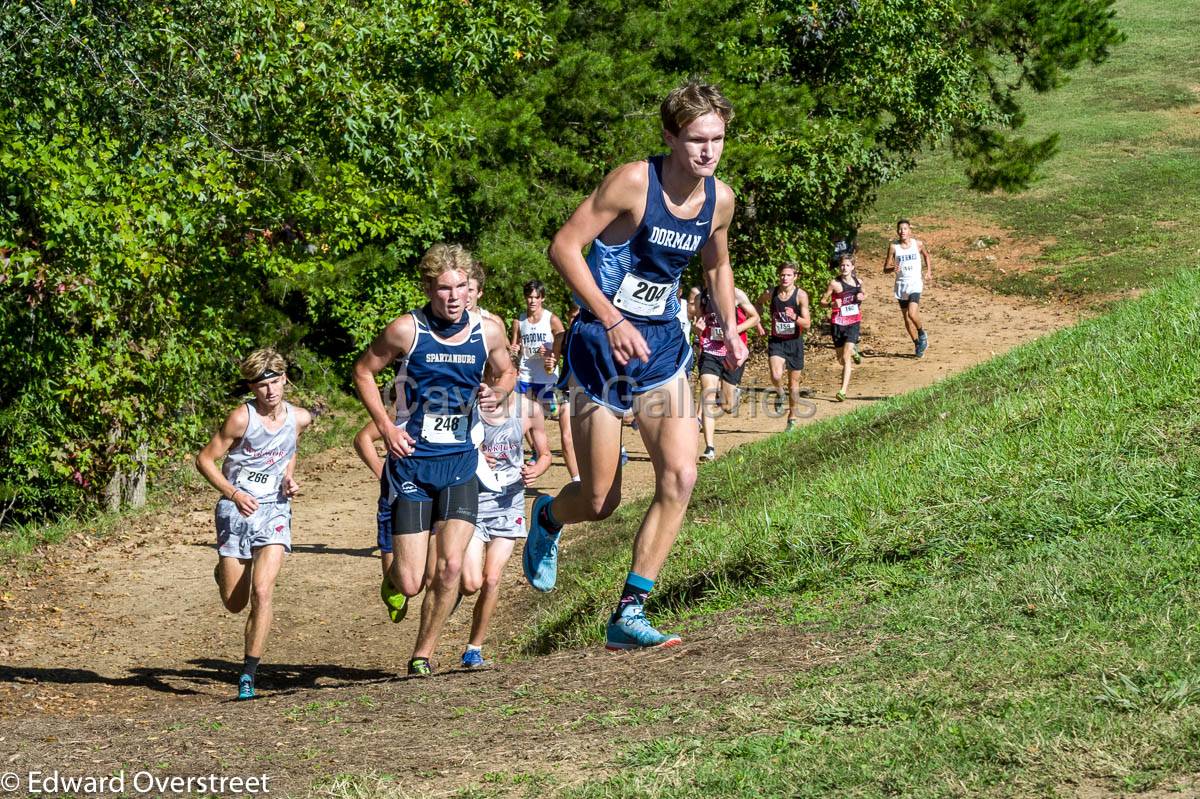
[775, 319, 796, 336]
[236, 469, 280, 497]
[839, 303, 860, 318]
[612, 273, 672, 317]
[421, 413, 469, 444]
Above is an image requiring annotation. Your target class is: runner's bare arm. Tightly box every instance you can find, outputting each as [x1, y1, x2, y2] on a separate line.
[819, 281, 836, 307]
[548, 162, 651, 365]
[882, 243, 896, 273]
[521, 407, 554, 486]
[545, 313, 565, 372]
[733, 288, 760, 334]
[699, 181, 747, 369]
[195, 405, 258, 515]
[508, 318, 522, 358]
[353, 315, 417, 458]
[283, 452, 300, 498]
[919, 239, 933, 283]
[480, 315, 518, 411]
[796, 289, 812, 331]
[352, 421, 385, 480]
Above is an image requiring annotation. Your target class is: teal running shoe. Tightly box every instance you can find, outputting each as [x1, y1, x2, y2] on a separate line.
[916, 331, 929, 358]
[605, 605, 682, 651]
[523, 495, 559, 592]
[237, 674, 255, 701]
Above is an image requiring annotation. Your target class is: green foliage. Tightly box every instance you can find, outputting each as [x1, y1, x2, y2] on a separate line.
[0, 0, 1122, 524]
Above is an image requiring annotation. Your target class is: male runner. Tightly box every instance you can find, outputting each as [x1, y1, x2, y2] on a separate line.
[821, 253, 865, 401]
[757, 263, 812, 431]
[352, 243, 515, 676]
[882, 219, 933, 357]
[458, 389, 552, 667]
[524, 82, 748, 650]
[689, 277, 759, 460]
[510, 279, 577, 480]
[196, 348, 313, 700]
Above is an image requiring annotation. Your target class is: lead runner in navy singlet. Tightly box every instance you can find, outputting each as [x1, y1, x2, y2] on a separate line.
[353, 243, 515, 676]
[524, 82, 748, 651]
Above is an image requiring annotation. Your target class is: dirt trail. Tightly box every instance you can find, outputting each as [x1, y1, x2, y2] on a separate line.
[0, 225, 1083, 796]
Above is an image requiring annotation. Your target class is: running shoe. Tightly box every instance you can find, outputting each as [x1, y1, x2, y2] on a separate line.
[916, 331, 928, 358]
[605, 605, 682, 651]
[237, 674, 255, 701]
[619, 446, 629, 467]
[381, 576, 407, 623]
[852, 346, 862, 365]
[835, 390, 847, 402]
[700, 446, 716, 462]
[523, 494, 560, 592]
[461, 648, 486, 669]
[786, 419, 799, 432]
[407, 657, 433, 677]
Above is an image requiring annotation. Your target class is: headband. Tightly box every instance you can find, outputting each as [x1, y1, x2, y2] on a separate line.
[249, 368, 283, 384]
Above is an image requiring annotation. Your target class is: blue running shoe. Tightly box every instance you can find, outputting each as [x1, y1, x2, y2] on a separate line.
[461, 648, 486, 669]
[523, 495, 560, 592]
[605, 605, 682, 651]
[619, 446, 629, 467]
[916, 331, 929, 358]
[237, 674, 255, 701]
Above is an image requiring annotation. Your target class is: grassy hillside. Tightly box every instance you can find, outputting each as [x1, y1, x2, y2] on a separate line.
[868, 0, 1200, 299]
[516, 248, 1200, 799]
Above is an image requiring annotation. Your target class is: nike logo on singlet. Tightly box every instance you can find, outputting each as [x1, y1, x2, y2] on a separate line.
[648, 226, 702, 252]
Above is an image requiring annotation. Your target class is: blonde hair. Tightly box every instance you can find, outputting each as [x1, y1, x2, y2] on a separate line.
[419, 243, 475, 290]
[660, 82, 734, 135]
[469, 258, 486, 290]
[239, 348, 287, 382]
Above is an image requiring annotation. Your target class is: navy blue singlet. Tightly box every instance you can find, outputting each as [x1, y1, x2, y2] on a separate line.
[581, 156, 717, 323]
[394, 309, 488, 458]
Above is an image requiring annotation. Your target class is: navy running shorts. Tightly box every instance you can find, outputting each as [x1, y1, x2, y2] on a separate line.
[565, 311, 693, 413]
[384, 449, 479, 534]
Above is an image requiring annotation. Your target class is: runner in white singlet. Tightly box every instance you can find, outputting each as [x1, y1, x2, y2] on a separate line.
[196, 348, 313, 700]
[882, 219, 933, 358]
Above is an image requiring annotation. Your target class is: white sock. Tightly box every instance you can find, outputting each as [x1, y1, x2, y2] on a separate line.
[466, 644, 482, 652]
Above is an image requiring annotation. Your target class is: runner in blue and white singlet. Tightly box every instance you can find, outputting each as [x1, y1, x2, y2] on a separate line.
[528, 82, 748, 652]
[353, 243, 516, 678]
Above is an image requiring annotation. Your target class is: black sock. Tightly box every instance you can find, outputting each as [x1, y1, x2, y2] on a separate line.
[241, 655, 260, 679]
[613, 572, 654, 620]
[538, 500, 563, 534]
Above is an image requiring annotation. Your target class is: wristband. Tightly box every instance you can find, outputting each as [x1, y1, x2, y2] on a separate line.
[606, 317, 627, 332]
[229, 489, 242, 502]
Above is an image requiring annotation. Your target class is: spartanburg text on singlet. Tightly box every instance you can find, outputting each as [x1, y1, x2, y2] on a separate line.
[393, 309, 488, 457]
[581, 156, 717, 323]
[221, 403, 297, 501]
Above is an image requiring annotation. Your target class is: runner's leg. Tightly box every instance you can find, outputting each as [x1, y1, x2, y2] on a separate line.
[787, 369, 802, 424]
[698, 371, 721, 451]
[412, 517, 475, 660]
[244, 543, 285, 659]
[216, 556, 251, 613]
[467, 537, 516, 648]
[839, 343, 854, 394]
[559, 398, 580, 480]
[390, 531, 431, 597]
[460, 534, 485, 596]
[546, 387, 624, 524]
[629, 373, 698, 583]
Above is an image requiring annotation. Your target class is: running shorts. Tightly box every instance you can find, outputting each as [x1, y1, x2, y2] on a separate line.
[767, 336, 805, 371]
[216, 499, 292, 560]
[565, 312, 692, 413]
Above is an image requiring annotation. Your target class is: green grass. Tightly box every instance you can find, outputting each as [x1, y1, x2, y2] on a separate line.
[870, 0, 1200, 300]
[513, 269, 1200, 795]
